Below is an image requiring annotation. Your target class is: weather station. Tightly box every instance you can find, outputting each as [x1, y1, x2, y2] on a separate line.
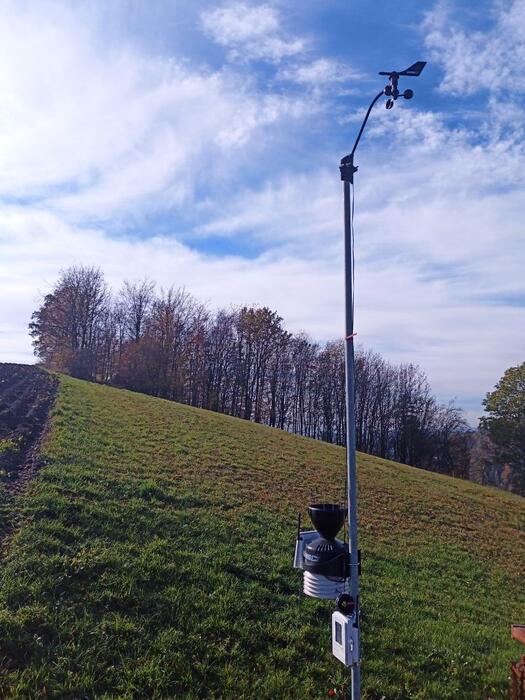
[293, 61, 426, 700]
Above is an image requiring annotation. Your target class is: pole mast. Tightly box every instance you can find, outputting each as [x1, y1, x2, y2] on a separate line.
[290, 60, 426, 700]
[338, 63, 426, 696]
[342, 171, 360, 700]
[340, 88, 383, 700]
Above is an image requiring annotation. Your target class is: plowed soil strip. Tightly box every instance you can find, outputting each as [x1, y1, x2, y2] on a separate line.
[0, 363, 58, 498]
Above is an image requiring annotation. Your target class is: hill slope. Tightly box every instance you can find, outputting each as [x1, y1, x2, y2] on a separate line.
[0, 373, 524, 699]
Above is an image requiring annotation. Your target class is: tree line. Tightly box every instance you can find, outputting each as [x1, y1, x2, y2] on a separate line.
[30, 265, 523, 492]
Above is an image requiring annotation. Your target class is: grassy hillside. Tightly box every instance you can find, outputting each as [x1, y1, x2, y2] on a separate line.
[0, 375, 524, 699]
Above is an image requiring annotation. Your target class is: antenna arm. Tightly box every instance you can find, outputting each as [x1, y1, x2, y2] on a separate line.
[340, 89, 385, 182]
[348, 89, 385, 158]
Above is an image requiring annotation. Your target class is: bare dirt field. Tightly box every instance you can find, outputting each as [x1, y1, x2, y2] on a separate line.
[0, 363, 58, 495]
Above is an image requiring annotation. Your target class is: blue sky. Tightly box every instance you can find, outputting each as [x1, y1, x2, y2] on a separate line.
[1, 0, 524, 424]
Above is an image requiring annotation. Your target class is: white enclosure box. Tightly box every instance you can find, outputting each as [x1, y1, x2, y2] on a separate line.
[332, 611, 360, 667]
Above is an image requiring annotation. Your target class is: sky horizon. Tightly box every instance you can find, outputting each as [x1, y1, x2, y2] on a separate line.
[1, 0, 524, 425]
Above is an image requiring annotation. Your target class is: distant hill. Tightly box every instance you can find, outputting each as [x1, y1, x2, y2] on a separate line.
[0, 368, 523, 699]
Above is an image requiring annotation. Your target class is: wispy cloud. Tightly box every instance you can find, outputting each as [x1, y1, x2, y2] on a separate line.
[201, 2, 305, 62]
[423, 0, 525, 96]
[279, 58, 363, 87]
[0, 2, 312, 224]
[195, 170, 340, 249]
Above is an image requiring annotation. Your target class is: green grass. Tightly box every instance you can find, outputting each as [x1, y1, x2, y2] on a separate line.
[0, 375, 524, 699]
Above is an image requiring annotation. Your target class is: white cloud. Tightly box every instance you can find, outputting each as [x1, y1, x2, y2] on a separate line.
[423, 0, 525, 96]
[279, 58, 362, 86]
[201, 2, 305, 62]
[0, 1, 310, 223]
[195, 170, 340, 249]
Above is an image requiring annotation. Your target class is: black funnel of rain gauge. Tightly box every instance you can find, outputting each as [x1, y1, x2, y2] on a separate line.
[308, 503, 345, 539]
[294, 503, 349, 599]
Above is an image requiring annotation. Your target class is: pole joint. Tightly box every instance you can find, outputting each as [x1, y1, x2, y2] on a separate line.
[340, 153, 358, 183]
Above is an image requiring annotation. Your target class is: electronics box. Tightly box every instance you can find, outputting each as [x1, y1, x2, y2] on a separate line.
[332, 611, 360, 667]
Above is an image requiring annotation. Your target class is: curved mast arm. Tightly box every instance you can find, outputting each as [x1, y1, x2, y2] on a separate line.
[340, 90, 385, 178]
[350, 89, 385, 156]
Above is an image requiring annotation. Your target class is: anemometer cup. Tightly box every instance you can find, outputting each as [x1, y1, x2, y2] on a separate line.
[308, 503, 346, 540]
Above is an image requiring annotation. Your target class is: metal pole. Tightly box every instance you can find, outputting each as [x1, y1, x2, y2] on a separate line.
[343, 174, 360, 700]
[337, 63, 425, 698]
[339, 89, 384, 700]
